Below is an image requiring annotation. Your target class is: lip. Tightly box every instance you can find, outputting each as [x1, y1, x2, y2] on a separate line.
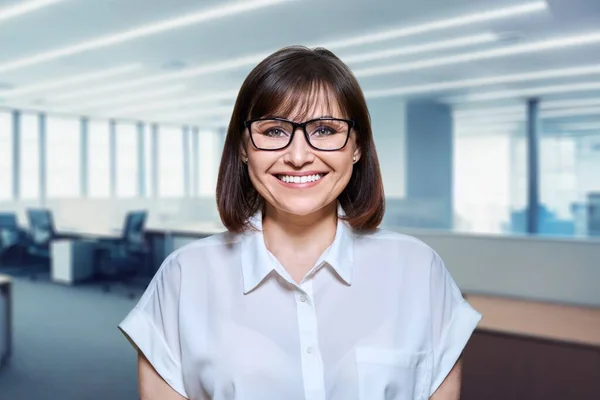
[271, 171, 329, 176]
[273, 171, 329, 189]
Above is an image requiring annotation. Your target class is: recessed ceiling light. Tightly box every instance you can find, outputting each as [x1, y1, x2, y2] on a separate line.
[162, 60, 188, 71]
[0, 0, 291, 73]
[43, 2, 546, 103]
[354, 32, 600, 78]
[0, 64, 142, 97]
[0, 0, 66, 23]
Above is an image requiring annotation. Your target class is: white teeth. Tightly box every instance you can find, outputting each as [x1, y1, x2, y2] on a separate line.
[278, 174, 324, 184]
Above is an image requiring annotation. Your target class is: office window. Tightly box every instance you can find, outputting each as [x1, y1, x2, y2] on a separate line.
[198, 130, 219, 197]
[0, 112, 12, 200]
[158, 125, 184, 198]
[88, 120, 110, 198]
[144, 125, 154, 198]
[20, 113, 40, 200]
[116, 123, 139, 198]
[46, 116, 81, 198]
[453, 109, 525, 234]
[538, 113, 600, 237]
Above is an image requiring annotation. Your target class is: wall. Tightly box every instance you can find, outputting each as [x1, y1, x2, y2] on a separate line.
[406, 228, 600, 307]
[405, 101, 453, 229]
[367, 98, 406, 199]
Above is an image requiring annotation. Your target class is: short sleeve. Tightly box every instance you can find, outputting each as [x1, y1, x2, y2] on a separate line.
[118, 255, 188, 398]
[428, 251, 482, 396]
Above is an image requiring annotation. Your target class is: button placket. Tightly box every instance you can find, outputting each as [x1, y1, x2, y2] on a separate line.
[295, 279, 326, 400]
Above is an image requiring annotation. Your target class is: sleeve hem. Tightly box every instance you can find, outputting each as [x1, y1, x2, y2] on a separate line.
[429, 299, 482, 396]
[118, 307, 189, 398]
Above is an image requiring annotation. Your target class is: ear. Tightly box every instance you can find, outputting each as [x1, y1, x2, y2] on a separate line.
[240, 142, 248, 161]
[352, 146, 362, 163]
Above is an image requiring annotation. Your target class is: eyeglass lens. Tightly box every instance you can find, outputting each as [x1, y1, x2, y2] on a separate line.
[250, 119, 349, 150]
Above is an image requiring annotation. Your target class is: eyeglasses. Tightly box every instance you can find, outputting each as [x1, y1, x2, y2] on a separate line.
[244, 117, 355, 151]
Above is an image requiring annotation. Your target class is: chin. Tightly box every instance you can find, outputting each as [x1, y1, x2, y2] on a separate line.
[274, 198, 332, 217]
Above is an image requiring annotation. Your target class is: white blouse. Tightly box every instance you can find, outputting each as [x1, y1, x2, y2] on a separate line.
[119, 211, 482, 400]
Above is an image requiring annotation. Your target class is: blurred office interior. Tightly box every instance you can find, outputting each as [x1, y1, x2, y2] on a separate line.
[0, 0, 599, 399]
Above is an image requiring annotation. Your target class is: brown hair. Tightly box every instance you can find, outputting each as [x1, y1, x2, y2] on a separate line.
[216, 46, 385, 233]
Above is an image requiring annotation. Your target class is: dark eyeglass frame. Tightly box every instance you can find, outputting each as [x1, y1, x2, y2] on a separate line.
[244, 117, 356, 152]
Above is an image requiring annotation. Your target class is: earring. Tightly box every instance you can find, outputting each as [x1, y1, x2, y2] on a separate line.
[244, 157, 248, 163]
[352, 156, 357, 163]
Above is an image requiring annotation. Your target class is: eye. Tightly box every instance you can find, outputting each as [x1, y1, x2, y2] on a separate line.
[263, 128, 287, 137]
[312, 126, 336, 136]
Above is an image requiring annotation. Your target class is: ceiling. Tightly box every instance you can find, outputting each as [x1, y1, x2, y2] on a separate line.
[2, 0, 600, 129]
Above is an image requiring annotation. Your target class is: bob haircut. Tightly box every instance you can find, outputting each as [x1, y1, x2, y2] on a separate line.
[216, 45, 385, 233]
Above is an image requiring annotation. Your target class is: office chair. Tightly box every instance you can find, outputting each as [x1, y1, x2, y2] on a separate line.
[24, 208, 81, 280]
[0, 213, 27, 266]
[94, 211, 149, 298]
[25, 209, 55, 260]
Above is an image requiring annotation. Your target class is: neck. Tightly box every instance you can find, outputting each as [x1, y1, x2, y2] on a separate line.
[262, 202, 338, 281]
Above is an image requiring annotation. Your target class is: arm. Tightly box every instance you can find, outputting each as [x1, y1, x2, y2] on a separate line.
[430, 357, 462, 400]
[138, 352, 188, 400]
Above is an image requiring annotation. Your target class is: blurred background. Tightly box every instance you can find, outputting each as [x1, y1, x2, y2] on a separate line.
[0, 0, 598, 399]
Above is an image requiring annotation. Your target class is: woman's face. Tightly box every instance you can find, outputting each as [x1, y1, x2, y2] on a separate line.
[243, 90, 361, 218]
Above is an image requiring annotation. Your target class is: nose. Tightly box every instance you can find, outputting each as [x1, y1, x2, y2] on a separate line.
[284, 128, 314, 167]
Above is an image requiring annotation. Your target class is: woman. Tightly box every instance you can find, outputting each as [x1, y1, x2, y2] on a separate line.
[119, 46, 482, 400]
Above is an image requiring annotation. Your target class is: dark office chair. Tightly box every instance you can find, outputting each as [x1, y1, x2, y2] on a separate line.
[24, 208, 81, 280]
[0, 213, 27, 265]
[25, 209, 55, 260]
[94, 211, 149, 298]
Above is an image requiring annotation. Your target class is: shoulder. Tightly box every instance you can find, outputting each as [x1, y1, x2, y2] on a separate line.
[155, 231, 242, 276]
[354, 228, 439, 263]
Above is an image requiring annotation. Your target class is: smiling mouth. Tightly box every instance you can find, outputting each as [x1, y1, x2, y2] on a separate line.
[275, 173, 327, 184]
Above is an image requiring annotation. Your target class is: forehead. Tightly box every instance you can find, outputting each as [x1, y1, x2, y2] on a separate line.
[259, 83, 346, 122]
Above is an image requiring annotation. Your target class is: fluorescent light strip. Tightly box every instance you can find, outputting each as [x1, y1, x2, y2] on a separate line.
[316, 2, 546, 49]
[56, 85, 187, 112]
[450, 81, 600, 102]
[453, 98, 600, 118]
[152, 105, 233, 122]
[0, 64, 142, 97]
[44, 2, 546, 103]
[48, 54, 265, 102]
[355, 32, 600, 78]
[0, 0, 66, 23]
[114, 35, 495, 115]
[559, 122, 600, 130]
[113, 90, 239, 115]
[0, 0, 291, 73]
[365, 64, 600, 99]
[97, 64, 600, 118]
[119, 64, 600, 118]
[544, 106, 600, 118]
[341, 34, 498, 64]
[543, 97, 600, 110]
[454, 106, 524, 118]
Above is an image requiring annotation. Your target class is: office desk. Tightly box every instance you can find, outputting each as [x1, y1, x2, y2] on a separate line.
[0, 275, 11, 369]
[462, 294, 600, 400]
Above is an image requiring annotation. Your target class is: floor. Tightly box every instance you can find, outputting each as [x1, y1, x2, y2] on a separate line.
[0, 269, 144, 400]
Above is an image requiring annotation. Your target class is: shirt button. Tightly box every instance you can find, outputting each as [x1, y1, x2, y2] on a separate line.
[306, 347, 313, 354]
[299, 294, 308, 303]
